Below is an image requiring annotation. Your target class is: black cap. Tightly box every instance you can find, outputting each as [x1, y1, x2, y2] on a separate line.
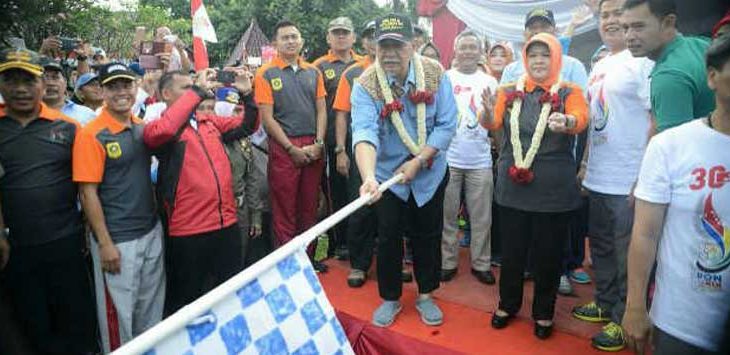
[362, 20, 377, 38]
[40, 56, 63, 72]
[525, 8, 555, 28]
[98, 62, 136, 85]
[375, 13, 413, 43]
[0, 48, 43, 76]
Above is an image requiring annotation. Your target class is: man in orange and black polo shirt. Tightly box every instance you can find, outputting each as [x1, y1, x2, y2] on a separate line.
[313, 17, 362, 260]
[73, 63, 163, 352]
[0, 48, 97, 354]
[332, 20, 377, 287]
[254, 20, 328, 271]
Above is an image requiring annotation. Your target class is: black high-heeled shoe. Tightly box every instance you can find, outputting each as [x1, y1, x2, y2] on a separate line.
[491, 311, 513, 329]
[534, 322, 553, 339]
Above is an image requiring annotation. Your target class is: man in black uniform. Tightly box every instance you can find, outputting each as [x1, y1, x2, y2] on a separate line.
[313, 16, 362, 260]
[0, 48, 97, 355]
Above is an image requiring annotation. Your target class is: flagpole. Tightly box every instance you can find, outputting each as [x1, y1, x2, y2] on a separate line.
[112, 174, 403, 355]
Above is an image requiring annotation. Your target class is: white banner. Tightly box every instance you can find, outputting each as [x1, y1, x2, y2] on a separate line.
[446, 0, 597, 42]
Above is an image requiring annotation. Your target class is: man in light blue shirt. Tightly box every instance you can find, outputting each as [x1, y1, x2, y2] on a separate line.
[351, 13, 457, 328]
[40, 58, 96, 125]
[500, 8, 589, 90]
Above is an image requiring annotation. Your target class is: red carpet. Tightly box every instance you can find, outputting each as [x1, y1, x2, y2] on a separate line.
[319, 249, 632, 355]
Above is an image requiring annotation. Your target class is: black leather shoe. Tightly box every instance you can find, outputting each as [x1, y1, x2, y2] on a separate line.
[440, 268, 457, 281]
[534, 322, 554, 339]
[491, 312, 513, 329]
[471, 269, 496, 285]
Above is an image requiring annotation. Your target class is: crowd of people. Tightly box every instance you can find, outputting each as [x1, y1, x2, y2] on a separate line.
[0, 0, 729, 354]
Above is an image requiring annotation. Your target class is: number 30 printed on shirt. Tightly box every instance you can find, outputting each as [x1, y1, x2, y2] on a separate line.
[691, 166, 730, 190]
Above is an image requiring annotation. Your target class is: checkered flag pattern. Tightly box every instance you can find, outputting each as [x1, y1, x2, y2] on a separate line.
[142, 249, 353, 355]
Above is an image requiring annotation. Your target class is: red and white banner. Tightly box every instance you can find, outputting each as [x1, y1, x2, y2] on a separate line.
[191, 0, 217, 71]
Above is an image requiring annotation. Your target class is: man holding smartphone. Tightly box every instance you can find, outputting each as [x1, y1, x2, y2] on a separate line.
[144, 67, 259, 315]
[155, 27, 191, 73]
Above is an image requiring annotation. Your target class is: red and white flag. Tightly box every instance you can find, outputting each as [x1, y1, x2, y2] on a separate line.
[191, 0, 217, 71]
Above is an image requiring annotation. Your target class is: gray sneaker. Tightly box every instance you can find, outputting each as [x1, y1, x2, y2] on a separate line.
[372, 301, 402, 327]
[558, 275, 573, 296]
[415, 297, 443, 326]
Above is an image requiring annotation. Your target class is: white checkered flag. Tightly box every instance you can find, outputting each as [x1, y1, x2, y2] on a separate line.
[112, 174, 403, 355]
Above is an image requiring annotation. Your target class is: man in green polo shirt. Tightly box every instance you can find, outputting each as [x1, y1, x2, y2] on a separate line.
[623, 0, 715, 132]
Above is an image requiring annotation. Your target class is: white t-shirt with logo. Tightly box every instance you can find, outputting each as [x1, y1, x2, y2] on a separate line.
[584, 50, 654, 195]
[445, 69, 498, 170]
[634, 119, 730, 351]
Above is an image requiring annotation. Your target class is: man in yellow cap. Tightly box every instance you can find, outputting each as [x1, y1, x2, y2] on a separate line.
[0, 48, 97, 354]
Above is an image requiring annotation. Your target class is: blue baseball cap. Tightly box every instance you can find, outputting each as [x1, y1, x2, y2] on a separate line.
[129, 62, 145, 77]
[216, 87, 240, 104]
[75, 72, 99, 91]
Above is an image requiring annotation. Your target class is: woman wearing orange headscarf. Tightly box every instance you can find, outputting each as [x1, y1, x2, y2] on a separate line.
[479, 33, 588, 339]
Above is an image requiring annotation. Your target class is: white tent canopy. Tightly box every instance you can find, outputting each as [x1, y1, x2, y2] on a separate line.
[446, 0, 597, 42]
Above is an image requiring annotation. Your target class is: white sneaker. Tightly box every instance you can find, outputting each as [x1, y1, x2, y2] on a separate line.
[558, 275, 573, 296]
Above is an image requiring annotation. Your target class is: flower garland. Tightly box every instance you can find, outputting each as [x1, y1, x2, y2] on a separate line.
[507, 74, 562, 185]
[375, 54, 429, 157]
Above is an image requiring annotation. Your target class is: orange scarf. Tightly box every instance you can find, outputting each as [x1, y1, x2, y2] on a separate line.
[521, 33, 562, 92]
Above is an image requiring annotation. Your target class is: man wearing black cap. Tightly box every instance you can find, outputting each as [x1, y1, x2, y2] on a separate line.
[351, 13, 457, 327]
[413, 25, 428, 51]
[73, 62, 164, 351]
[500, 7, 588, 90]
[40, 57, 97, 125]
[0, 48, 97, 354]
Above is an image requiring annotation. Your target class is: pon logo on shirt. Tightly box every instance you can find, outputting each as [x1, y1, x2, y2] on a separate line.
[324, 69, 336, 80]
[593, 85, 609, 132]
[698, 188, 730, 275]
[105, 142, 122, 159]
[691, 165, 730, 291]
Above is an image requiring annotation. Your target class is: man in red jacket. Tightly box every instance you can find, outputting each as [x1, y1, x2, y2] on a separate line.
[143, 68, 258, 315]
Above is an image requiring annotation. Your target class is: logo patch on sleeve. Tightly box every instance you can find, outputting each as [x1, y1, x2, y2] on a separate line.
[271, 78, 283, 91]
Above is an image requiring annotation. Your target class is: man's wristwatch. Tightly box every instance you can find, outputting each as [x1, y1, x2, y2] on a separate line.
[334, 145, 345, 154]
[566, 115, 576, 129]
[314, 138, 325, 148]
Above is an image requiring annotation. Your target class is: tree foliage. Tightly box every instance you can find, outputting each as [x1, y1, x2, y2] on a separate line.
[1, 0, 415, 66]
